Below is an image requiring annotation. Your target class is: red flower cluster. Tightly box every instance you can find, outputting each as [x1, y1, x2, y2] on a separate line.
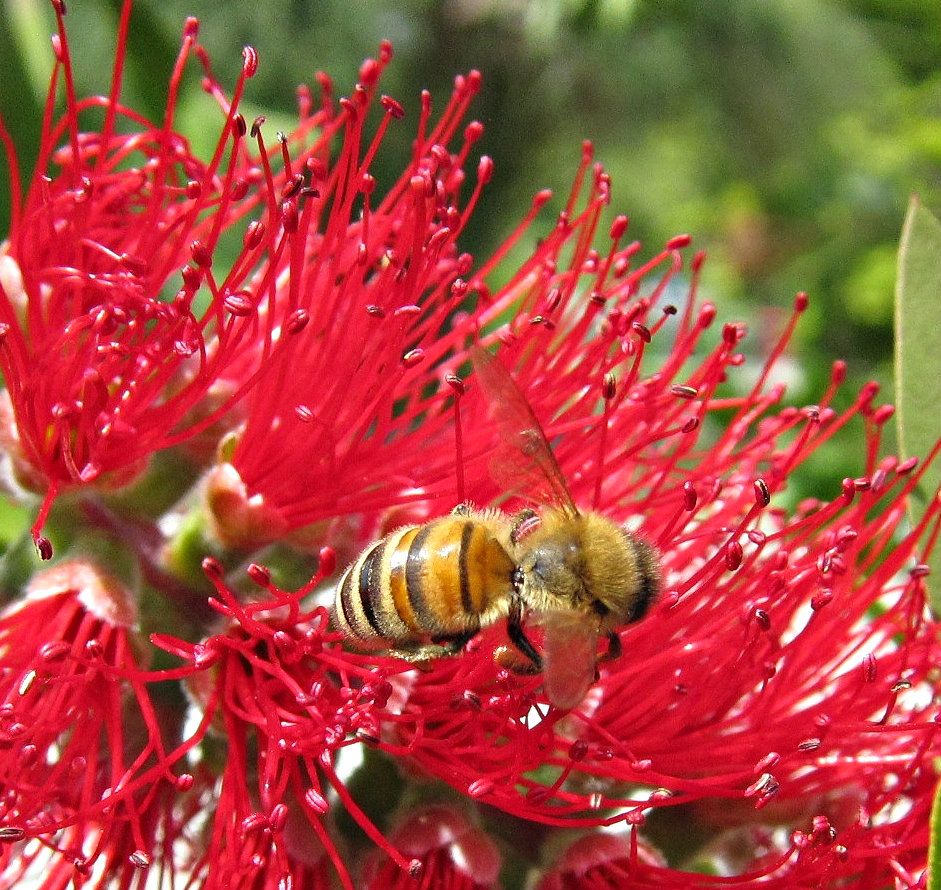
[0, 2, 938, 889]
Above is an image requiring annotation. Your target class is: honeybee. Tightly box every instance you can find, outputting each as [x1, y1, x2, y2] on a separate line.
[332, 346, 660, 709]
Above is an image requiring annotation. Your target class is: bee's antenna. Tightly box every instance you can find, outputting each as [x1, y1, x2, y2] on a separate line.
[447, 373, 467, 504]
[593, 371, 617, 510]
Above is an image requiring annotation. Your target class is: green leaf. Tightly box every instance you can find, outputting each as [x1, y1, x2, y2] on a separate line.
[894, 195, 941, 611]
[930, 775, 941, 890]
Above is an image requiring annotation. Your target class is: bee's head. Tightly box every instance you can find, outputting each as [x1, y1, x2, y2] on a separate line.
[519, 510, 660, 629]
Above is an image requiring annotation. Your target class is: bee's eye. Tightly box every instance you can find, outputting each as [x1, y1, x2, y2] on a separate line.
[591, 600, 610, 618]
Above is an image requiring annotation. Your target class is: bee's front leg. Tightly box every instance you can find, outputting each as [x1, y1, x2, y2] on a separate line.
[509, 508, 539, 545]
[506, 586, 543, 671]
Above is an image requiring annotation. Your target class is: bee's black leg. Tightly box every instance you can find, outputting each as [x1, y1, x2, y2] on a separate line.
[431, 629, 476, 655]
[507, 591, 542, 670]
[605, 631, 622, 660]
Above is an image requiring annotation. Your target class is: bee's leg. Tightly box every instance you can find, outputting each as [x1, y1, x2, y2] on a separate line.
[507, 589, 542, 670]
[389, 634, 473, 670]
[431, 629, 476, 655]
[605, 631, 622, 660]
[509, 508, 539, 545]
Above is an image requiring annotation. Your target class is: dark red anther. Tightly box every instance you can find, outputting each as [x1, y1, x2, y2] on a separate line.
[201, 556, 224, 579]
[631, 322, 651, 343]
[666, 233, 692, 250]
[681, 416, 700, 433]
[380, 95, 405, 118]
[119, 253, 148, 276]
[811, 589, 834, 610]
[446, 375, 466, 396]
[569, 739, 589, 762]
[753, 478, 771, 507]
[610, 215, 629, 240]
[755, 752, 780, 773]
[683, 482, 697, 512]
[304, 787, 329, 815]
[402, 348, 424, 368]
[242, 45, 258, 77]
[602, 373, 617, 400]
[671, 384, 698, 400]
[697, 303, 717, 328]
[318, 547, 336, 577]
[36, 536, 53, 561]
[722, 322, 741, 345]
[897, 456, 918, 475]
[247, 563, 270, 587]
[468, 779, 494, 798]
[358, 56, 381, 86]
[794, 291, 809, 312]
[281, 174, 305, 201]
[465, 69, 482, 92]
[281, 199, 298, 232]
[190, 240, 213, 268]
[223, 291, 255, 317]
[243, 220, 266, 250]
[725, 540, 743, 570]
[286, 309, 309, 334]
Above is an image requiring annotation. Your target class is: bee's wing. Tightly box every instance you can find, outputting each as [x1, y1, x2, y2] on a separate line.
[470, 345, 578, 514]
[538, 611, 599, 710]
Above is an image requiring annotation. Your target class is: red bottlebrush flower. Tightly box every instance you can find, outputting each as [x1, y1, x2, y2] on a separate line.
[1, 4, 939, 889]
[0, 561, 184, 889]
[0, 1, 298, 553]
[537, 832, 665, 889]
[361, 264, 941, 888]
[150, 555, 420, 890]
[363, 805, 501, 890]
[205, 51, 501, 549]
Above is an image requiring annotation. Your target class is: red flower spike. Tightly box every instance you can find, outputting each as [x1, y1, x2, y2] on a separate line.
[0, 0, 301, 551]
[0, 561, 182, 888]
[537, 832, 664, 890]
[349, 241, 941, 888]
[363, 805, 501, 890]
[151, 560, 416, 890]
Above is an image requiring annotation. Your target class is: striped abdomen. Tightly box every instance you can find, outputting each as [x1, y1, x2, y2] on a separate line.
[334, 515, 516, 655]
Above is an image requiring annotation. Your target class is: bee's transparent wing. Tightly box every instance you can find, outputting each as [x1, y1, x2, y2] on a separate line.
[538, 611, 598, 710]
[470, 345, 578, 514]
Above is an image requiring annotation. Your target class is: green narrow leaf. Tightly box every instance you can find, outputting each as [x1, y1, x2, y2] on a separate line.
[930, 775, 941, 890]
[894, 195, 941, 611]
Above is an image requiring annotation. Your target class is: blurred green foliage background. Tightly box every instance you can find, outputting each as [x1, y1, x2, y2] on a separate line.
[0, 0, 939, 511]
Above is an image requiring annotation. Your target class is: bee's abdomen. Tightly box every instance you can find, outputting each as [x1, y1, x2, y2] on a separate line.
[334, 517, 515, 650]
